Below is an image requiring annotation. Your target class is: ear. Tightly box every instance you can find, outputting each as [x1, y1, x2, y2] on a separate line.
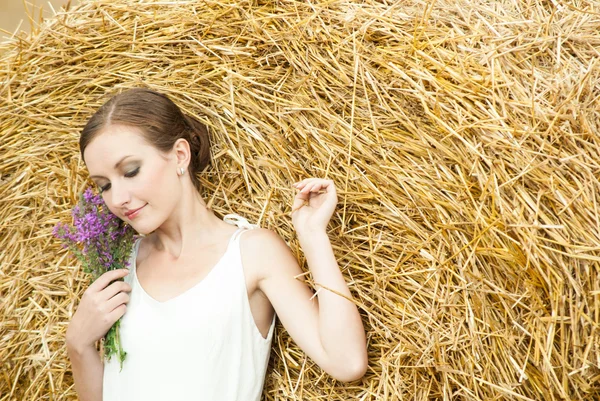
[172, 138, 191, 169]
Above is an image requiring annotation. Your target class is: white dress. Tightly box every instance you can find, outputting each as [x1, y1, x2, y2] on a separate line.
[102, 215, 276, 401]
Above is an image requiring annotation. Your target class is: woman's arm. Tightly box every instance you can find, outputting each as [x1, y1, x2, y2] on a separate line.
[65, 268, 132, 400]
[297, 227, 368, 379]
[247, 178, 367, 382]
[249, 229, 367, 382]
[66, 340, 103, 401]
[290, 178, 367, 380]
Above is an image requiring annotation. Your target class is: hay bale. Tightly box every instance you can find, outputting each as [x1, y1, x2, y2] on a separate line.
[1, 0, 599, 399]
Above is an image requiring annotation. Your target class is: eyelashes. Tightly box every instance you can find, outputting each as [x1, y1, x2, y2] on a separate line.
[99, 167, 140, 193]
[125, 167, 140, 178]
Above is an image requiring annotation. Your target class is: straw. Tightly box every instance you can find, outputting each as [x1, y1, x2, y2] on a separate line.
[1, 0, 599, 399]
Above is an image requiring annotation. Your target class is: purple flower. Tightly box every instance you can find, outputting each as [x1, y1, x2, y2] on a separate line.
[55, 186, 138, 273]
[53, 186, 138, 370]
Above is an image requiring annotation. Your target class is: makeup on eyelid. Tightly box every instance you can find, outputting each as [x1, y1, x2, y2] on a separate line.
[97, 166, 141, 193]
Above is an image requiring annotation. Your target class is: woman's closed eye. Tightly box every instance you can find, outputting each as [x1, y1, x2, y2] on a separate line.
[125, 167, 140, 178]
[98, 167, 140, 193]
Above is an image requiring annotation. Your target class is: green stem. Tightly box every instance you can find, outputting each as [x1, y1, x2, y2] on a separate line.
[103, 318, 127, 372]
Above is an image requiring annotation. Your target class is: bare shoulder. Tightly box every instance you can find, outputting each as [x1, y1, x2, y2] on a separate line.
[239, 228, 299, 280]
[240, 227, 286, 245]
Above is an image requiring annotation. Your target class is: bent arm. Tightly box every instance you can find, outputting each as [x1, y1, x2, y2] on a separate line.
[297, 229, 368, 380]
[251, 228, 367, 382]
[66, 340, 103, 401]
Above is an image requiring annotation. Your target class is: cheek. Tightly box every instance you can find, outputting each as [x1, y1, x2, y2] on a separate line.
[141, 164, 178, 201]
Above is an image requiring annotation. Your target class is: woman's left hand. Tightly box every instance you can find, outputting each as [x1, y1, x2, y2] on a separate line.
[291, 178, 338, 235]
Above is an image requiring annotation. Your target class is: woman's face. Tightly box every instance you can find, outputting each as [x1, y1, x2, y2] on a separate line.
[83, 124, 181, 235]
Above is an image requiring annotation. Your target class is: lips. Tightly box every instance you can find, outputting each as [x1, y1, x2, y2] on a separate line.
[125, 204, 146, 218]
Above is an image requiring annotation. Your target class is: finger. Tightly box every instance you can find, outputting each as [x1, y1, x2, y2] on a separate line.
[292, 190, 310, 213]
[293, 188, 310, 203]
[101, 280, 132, 301]
[294, 178, 333, 194]
[89, 269, 130, 293]
[300, 182, 317, 193]
[107, 304, 128, 324]
[302, 181, 328, 193]
[313, 179, 334, 191]
[293, 177, 324, 186]
[106, 291, 130, 313]
[321, 180, 336, 194]
[293, 179, 312, 188]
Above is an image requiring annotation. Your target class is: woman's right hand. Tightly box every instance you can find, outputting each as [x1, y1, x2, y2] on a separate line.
[66, 269, 132, 352]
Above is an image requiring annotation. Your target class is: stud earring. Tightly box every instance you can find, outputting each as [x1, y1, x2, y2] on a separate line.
[179, 167, 185, 176]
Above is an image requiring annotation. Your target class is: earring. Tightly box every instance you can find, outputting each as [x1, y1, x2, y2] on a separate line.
[179, 167, 185, 176]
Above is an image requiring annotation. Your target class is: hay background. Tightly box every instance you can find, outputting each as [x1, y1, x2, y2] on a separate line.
[1, 0, 599, 400]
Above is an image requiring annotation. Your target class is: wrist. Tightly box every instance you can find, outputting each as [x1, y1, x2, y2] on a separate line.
[66, 336, 94, 356]
[297, 228, 329, 243]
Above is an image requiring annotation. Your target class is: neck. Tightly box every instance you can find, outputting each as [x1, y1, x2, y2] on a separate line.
[150, 186, 229, 260]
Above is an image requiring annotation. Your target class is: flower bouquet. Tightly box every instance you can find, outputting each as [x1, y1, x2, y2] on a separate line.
[54, 187, 138, 371]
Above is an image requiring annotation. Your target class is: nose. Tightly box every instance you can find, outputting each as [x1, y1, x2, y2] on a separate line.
[110, 181, 131, 208]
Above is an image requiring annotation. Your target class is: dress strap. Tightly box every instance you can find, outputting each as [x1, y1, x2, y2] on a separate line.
[223, 214, 259, 242]
[129, 237, 143, 268]
[223, 213, 259, 230]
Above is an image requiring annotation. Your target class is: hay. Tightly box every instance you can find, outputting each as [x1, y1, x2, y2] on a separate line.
[1, 0, 599, 399]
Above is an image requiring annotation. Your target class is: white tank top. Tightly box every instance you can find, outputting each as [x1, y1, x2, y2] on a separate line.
[102, 214, 276, 401]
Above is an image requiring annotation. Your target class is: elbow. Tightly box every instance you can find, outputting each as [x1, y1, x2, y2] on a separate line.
[328, 355, 368, 383]
[343, 363, 368, 383]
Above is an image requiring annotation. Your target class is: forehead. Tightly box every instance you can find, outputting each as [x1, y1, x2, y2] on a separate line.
[83, 125, 151, 173]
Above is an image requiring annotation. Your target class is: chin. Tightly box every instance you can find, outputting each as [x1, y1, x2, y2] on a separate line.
[130, 218, 161, 236]
[132, 224, 155, 236]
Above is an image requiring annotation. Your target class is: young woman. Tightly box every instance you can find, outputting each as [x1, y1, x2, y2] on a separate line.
[65, 88, 367, 401]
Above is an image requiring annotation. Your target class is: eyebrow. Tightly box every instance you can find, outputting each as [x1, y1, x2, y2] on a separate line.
[90, 155, 134, 179]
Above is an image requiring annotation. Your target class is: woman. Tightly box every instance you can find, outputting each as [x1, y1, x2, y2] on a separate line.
[65, 88, 367, 401]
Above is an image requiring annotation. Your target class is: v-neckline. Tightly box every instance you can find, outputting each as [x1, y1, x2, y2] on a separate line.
[133, 228, 242, 306]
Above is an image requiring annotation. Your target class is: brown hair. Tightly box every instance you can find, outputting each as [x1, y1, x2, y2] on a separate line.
[80, 88, 210, 191]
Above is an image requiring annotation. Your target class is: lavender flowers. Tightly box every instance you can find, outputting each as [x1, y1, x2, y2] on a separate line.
[54, 187, 138, 371]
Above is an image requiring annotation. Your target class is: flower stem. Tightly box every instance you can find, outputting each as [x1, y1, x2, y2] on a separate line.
[103, 318, 127, 372]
